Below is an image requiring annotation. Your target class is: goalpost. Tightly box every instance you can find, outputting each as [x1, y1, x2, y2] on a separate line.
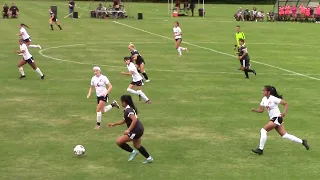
[168, 0, 205, 17]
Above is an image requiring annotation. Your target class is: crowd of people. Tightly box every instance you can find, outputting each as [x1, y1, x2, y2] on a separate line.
[234, 4, 320, 23]
[2, 3, 19, 18]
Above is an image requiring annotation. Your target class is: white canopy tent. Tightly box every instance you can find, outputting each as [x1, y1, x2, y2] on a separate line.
[168, 0, 205, 17]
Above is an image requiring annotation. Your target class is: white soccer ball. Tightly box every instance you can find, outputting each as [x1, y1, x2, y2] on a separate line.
[73, 145, 85, 156]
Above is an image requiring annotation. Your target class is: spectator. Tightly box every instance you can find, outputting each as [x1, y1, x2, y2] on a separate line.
[251, 7, 258, 21]
[175, 0, 181, 12]
[285, 4, 290, 20]
[190, 0, 196, 17]
[234, 7, 243, 21]
[267, 11, 275, 22]
[299, 4, 306, 20]
[305, 6, 310, 21]
[279, 5, 284, 21]
[2, 3, 9, 18]
[68, 0, 75, 18]
[9, 3, 19, 18]
[243, 8, 251, 21]
[292, 5, 297, 21]
[257, 10, 264, 21]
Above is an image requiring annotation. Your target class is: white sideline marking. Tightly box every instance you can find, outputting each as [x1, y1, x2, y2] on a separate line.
[112, 21, 320, 81]
[38, 43, 318, 76]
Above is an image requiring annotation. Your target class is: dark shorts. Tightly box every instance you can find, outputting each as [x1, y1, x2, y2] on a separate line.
[175, 38, 182, 42]
[128, 130, 144, 139]
[96, 95, 108, 104]
[24, 57, 34, 64]
[3, 12, 8, 18]
[240, 58, 250, 68]
[130, 80, 143, 86]
[52, 18, 57, 22]
[23, 38, 31, 43]
[136, 59, 145, 66]
[270, 116, 283, 126]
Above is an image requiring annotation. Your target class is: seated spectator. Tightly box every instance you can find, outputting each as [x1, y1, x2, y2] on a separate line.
[9, 3, 18, 18]
[2, 3, 9, 18]
[243, 8, 251, 21]
[234, 7, 243, 21]
[251, 7, 258, 21]
[267, 11, 275, 21]
[279, 5, 284, 21]
[257, 10, 264, 21]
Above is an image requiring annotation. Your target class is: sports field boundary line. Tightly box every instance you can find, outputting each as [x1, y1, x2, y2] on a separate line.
[38, 44, 319, 76]
[112, 21, 320, 81]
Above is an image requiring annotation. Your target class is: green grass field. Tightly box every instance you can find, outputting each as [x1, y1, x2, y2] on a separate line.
[1, 1, 320, 180]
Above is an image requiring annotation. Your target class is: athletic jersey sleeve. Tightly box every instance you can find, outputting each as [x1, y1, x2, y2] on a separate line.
[272, 96, 282, 104]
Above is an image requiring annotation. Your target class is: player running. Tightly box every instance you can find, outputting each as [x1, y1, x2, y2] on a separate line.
[108, 95, 153, 163]
[173, 21, 188, 57]
[14, 39, 45, 79]
[121, 57, 151, 104]
[49, 9, 62, 30]
[17, 23, 41, 49]
[87, 66, 120, 129]
[128, 42, 150, 82]
[251, 85, 309, 155]
[238, 39, 256, 79]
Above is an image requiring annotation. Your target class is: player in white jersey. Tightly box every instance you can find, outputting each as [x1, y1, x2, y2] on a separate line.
[251, 85, 309, 155]
[17, 23, 41, 49]
[121, 57, 151, 104]
[173, 21, 188, 57]
[87, 66, 120, 129]
[14, 39, 45, 79]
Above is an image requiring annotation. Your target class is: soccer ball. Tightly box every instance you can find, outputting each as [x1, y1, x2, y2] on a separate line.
[73, 145, 85, 156]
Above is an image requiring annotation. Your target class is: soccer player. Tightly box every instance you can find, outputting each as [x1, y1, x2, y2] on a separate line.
[87, 66, 120, 129]
[251, 85, 310, 155]
[234, 25, 245, 70]
[173, 21, 188, 57]
[2, 3, 9, 18]
[14, 39, 45, 79]
[121, 57, 151, 104]
[49, 9, 62, 30]
[238, 39, 256, 78]
[108, 95, 153, 163]
[17, 23, 41, 49]
[128, 42, 150, 82]
[68, 0, 76, 18]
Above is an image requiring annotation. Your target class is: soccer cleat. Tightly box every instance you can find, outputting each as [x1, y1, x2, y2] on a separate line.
[143, 157, 153, 164]
[302, 139, 310, 150]
[138, 95, 142, 101]
[146, 100, 151, 104]
[41, 75, 45, 80]
[94, 125, 100, 129]
[145, 79, 150, 83]
[19, 75, 26, 79]
[128, 150, 139, 161]
[252, 148, 263, 155]
[112, 100, 120, 109]
[38, 45, 42, 49]
[252, 69, 257, 75]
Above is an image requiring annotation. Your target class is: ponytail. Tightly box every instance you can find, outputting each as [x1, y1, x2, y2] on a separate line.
[264, 85, 283, 99]
[128, 42, 135, 48]
[20, 23, 29, 28]
[121, 95, 138, 114]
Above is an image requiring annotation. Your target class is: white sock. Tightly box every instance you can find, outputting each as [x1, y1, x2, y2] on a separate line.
[29, 44, 39, 48]
[259, 128, 267, 150]
[137, 90, 149, 101]
[18, 67, 25, 76]
[282, 133, 303, 144]
[96, 111, 102, 124]
[177, 47, 182, 55]
[104, 105, 112, 112]
[35, 68, 43, 76]
[180, 47, 186, 51]
[127, 88, 139, 95]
